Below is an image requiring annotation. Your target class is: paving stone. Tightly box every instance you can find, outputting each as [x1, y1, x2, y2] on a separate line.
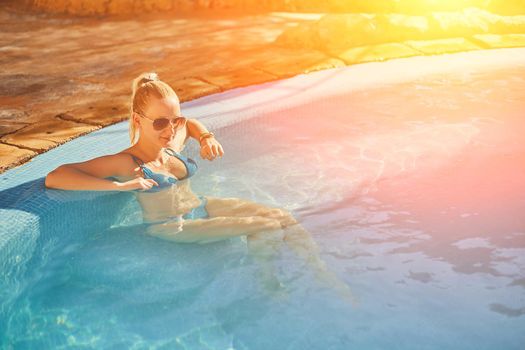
[1, 116, 100, 151]
[153, 48, 256, 86]
[0, 108, 31, 137]
[404, 37, 482, 55]
[56, 95, 131, 127]
[247, 46, 346, 78]
[331, 42, 421, 65]
[0, 143, 37, 172]
[200, 67, 278, 91]
[473, 33, 525, 48]
[166, 77, 223, 101]
[0, 121, 29, 138]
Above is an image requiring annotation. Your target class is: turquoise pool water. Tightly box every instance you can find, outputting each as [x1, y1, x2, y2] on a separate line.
[1, 48, 524, 349]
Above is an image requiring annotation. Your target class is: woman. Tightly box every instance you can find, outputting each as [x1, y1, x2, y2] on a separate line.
[45, 72, 354, 301]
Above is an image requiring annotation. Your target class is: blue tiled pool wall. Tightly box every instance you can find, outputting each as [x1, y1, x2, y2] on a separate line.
[0, 122, 152, 332]
[0, 179, 139, 332]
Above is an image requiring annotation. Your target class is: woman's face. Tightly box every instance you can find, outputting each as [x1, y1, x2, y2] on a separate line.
[135, 96, 182, 147]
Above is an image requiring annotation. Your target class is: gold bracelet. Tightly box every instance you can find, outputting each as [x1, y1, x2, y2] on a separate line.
[199, 132, 214, 144]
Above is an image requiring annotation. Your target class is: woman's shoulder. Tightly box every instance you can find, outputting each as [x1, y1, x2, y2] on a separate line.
[114, 150, 144, 177]
[116, 149, 139, 162]
[55, 150, 140, 179]
[96, 150, 139, 167]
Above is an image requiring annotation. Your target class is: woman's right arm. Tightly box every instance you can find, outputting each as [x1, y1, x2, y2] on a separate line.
[44, 153, 158, 191]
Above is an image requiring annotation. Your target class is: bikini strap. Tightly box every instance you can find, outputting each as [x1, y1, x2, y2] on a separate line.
[165, 147, 190, 163]
[164, 147, 179, 157]
[122, 152, 145, 167]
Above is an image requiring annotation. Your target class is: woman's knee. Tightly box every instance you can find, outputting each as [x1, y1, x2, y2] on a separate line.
[205, 197, 252, 217]
[263, 208, 298, 228]
[254, 206, 284, 218]
[241, 216, 282, 232]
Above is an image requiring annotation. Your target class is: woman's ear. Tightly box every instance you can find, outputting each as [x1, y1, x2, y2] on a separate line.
[132, 112, 141, 126]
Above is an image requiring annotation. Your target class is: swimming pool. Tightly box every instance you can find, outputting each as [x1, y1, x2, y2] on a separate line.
[1, 48, 524, 349]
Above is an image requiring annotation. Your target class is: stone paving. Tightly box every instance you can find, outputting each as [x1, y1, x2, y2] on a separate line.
[1, 5, 525, 173]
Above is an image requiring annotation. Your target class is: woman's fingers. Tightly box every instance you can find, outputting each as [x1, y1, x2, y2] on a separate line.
[209, 144, 219, 160]
[145, 178, 158, 187]
[210, 143, 224, 158]
[137, 177, 158, 191]
[201, 142, 224, 161]
[117, 177, 159, 191]
[200, 146, 209, 160]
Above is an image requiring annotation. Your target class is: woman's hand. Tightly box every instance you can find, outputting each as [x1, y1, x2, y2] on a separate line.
[116, 177, 159, 191]
[200, 137, 224, 161]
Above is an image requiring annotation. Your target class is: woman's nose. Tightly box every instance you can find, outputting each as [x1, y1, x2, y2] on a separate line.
[167, 127, 176, 136]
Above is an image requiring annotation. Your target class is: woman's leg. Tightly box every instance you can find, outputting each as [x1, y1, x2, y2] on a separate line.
[204, 196, 296, 226]
[283, 223, 357, 305]
[204, 197, 356, 303]
[204, 197, 331, 266]
[146, 215, 282, 244]
[204, 196, 296, 291]
[204, 197, 325, 259]
[147, 213, 285, 295]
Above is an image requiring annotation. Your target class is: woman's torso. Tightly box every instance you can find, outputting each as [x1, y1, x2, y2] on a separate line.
[113, 138, 202, 222]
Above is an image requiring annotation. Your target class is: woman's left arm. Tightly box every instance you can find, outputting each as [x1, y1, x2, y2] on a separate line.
[186, 118, 224, 161]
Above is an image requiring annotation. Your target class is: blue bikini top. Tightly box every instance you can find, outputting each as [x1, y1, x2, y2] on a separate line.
[128, 148, 198, 193]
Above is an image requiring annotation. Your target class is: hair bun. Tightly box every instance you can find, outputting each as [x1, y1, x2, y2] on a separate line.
[139, 72, 159, 86]
[131, 72, 160, 96]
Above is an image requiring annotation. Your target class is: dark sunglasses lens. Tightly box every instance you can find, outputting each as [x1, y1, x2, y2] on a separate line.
[153, 117, 186, 130]
[175, 117, 186, 127]
[153, 118, 170, 130]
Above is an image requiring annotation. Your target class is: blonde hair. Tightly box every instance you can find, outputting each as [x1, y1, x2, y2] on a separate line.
[129, 72, 178, 145]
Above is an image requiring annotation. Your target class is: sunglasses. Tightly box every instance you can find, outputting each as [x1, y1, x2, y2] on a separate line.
[137, 112, 187, 131]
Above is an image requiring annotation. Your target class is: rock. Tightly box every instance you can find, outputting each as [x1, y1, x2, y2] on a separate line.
[276, 10, 525, 51]
[21, 0, 525, 16]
